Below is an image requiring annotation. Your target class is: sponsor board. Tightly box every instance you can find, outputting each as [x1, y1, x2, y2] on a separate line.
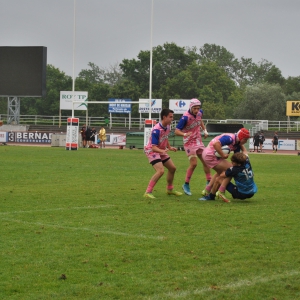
[8, 132, 52, 143]
[105, 134, 126, 146]
[139, 99, 162, 114]
[286, 101, 300, 117]
[249, 138, 295, 150]
[108, 98, 131, 113]
[60, 91, 88, 110]
[169, 99, 191, 114]
[0, 131, 8, 142]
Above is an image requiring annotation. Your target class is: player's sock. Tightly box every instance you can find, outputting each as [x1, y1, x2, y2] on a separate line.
[205, 173, 211, 183]
[218, 186, 226, 193]
[146, 180, 156, 193]
[185, 169, 194, 183]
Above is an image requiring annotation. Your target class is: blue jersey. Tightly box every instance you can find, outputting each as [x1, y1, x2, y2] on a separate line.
[225, 157, 258, 195]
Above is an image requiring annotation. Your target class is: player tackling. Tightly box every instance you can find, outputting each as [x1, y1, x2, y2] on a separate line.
[199, 128, 250, 201]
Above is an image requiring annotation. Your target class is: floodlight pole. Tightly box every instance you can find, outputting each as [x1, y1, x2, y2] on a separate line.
[148, 0, 154, 120]
[71, 0, 76, 118]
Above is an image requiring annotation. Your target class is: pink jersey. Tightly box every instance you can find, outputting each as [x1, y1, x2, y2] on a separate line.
[144, 122, 170, 153]
[207, 133, 238, 153]
[202, 133, 239, 169]
[176, 110, 204, 147]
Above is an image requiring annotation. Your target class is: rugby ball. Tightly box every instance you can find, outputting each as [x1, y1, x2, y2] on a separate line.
[215, 146, 231, 158]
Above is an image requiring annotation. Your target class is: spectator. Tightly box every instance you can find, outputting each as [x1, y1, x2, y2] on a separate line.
[253, 132, 260, 152]
[272, 131, 279, 153]
[80, 125, 87, 148]
[99, 126, 106, 148]
[89, 127, 97, 145]
[258, 131, 265, 152]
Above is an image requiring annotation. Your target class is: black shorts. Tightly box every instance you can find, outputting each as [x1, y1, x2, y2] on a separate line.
[273, 140, 278, 145]
[226, 182, 254, 200]
[150, 157, 170, 166]
[254, 141, 259, 146]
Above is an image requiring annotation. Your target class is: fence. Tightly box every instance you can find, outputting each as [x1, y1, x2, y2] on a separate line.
[0, 114, 299, 132]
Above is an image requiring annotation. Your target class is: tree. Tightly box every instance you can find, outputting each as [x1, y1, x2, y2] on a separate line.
[233, 83, 286, 120]
[196, 61, 236, 105]
[78, 62, 123, 86]
[0, 97, 7, 114]
[120, 42, 196, 95]
[202, 101, 226, 120]
[284, 76, 300, 95]
[263, 65, 285, 86]
[198, 43, 236, 78]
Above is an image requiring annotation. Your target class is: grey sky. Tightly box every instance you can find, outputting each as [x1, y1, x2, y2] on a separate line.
[1, 0, 300, 78]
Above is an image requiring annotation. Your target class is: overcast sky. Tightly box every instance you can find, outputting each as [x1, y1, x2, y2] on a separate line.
[1, 0, 300, 78]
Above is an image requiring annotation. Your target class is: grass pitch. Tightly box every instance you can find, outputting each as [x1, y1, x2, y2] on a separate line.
[0, 146, 300, 299]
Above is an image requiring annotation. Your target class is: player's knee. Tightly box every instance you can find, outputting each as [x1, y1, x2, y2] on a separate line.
[157, 169, 165, 177]
[169, 166, 176, 173]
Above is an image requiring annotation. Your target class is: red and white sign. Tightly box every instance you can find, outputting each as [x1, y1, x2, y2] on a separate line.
[144, 119, 157, 146]
[66, 118, 79, 150]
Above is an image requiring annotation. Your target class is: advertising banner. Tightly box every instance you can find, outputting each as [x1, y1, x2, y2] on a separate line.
[169, 99, 191, 114]
[139, 99, 162, 114]
[286, 101, 300, 116]
[108, 98, 131, 113]
[60, 91, 88, 110]
[7, 132, 52, 143]
[0, 131, 8, 143]
[249, 138, 295, 150]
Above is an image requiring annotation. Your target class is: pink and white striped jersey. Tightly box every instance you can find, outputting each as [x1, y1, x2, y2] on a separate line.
[144, 122, 170, 153]
[206, 133, 239, 154]
[176, 110, 204, 147]
[202, 133, 240, 169]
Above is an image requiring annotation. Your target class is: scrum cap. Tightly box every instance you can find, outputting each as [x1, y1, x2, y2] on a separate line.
[237, 128, 250, 140]
[189, 98, 201, 109]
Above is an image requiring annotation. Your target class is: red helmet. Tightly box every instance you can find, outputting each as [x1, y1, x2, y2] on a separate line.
[237, 128, 250, 140]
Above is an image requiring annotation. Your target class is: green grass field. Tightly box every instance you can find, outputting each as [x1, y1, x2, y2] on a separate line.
[1, 146, 300, 300]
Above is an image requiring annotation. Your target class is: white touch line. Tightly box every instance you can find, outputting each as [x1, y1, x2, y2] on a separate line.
[1, 218, 165, 241]
[163, 270, 300, 299]
[0, 205, 115, 215]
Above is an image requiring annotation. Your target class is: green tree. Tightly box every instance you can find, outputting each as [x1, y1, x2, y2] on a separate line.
[0, 97, 7, 114]
[198, 43, 236, 78]
[234, 83, 286, 120]
[120, 42, 196, 95]
[284, 76, 300, 95]
[78, 62, 123, 86]
[263, 65, 285, 86]
[202, 101, 226, 120]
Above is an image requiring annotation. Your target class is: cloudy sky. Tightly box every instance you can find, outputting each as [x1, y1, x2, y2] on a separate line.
[1, 0, 300, 78]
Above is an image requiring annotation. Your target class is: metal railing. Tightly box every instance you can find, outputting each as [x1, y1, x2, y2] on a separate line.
[0, 114, 299, 132]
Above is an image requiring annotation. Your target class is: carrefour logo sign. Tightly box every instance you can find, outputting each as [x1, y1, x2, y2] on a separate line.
[176, 100, 187, 108]
[169, 99, 191, 114]
[286, 101, 300, 116]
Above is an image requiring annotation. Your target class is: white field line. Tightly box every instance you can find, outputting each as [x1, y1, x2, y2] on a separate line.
[159, 270, 300, 299]
[1, 217, 164, 241]
[0, 205, 115, 215]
